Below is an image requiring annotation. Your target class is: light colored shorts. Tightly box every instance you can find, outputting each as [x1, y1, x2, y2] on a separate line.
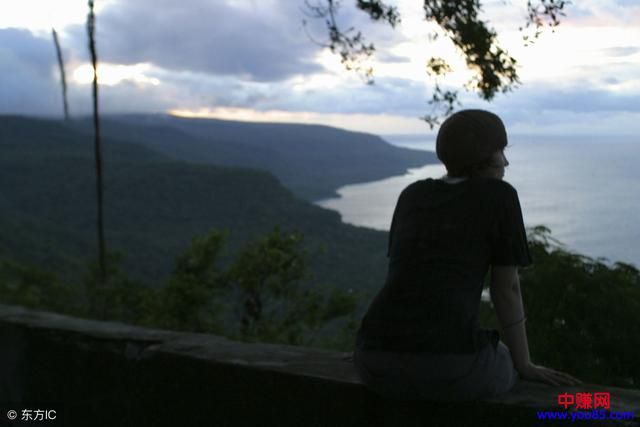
[353, 340, 519, 402]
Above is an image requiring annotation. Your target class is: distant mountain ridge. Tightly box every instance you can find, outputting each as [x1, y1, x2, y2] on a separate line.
[68, 114, 438, 201]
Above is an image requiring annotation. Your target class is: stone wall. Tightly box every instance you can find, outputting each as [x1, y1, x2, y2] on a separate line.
[1, 304, 638, 426]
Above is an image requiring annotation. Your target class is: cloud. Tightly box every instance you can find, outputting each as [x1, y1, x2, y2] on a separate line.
[64, 0, 325, 82]
[222, 76, 435, 116]
[481, 84, 640, 123]
[529, 87, 640, 114]
[60, 0, 409, 82]
[0, 28, 61, 115]
[375, 51, 411, 64]
[0, 27, 183, 116]
[562, 1, 640, 27]
[462, 83, 640, 135]
[600, 46, 640, 57]
[613, 0, 640, 7]
[2, 1, 640, 136]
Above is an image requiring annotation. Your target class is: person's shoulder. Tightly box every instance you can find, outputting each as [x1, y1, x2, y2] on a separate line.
[400, 178, 432, 197]
[473, 177, 518, 196]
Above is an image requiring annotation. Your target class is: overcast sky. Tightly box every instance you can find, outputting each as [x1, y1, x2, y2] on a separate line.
[1, 0, 639, 136]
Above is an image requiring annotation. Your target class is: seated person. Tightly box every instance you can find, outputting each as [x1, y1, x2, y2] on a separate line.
[353, 109, 580, 401]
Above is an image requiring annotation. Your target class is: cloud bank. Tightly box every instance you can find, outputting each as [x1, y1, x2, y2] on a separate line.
[1, 0, 639, 135]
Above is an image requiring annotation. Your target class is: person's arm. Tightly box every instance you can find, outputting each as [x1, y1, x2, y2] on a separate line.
[490, 265, 582, 386]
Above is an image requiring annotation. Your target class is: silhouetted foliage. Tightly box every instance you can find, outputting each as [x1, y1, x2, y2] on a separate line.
[226, 227, 358, 346]
[521, 0, 571, 45]
[522, 226, 640, 387]
[303, 0, 400, 83]
[0, 225, 359, 350]
[2, 221, 638, 383]
[305, 0, 571, 127]
[144, 230, 228, 333]
[82, 250, 152, 322]
[480, 226, 640, 388]
[0, 259, 73, 314]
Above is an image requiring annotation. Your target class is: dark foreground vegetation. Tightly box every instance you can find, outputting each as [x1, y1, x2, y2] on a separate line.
[480, 226, 640, 389]
[0, 226, 361, 350]
[1, 225, 639, 389]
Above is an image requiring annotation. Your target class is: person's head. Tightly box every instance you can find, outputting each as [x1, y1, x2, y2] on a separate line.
[436, 109, 509, 180]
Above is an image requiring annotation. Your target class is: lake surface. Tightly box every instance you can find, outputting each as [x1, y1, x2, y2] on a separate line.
[316, 135, 640, 268]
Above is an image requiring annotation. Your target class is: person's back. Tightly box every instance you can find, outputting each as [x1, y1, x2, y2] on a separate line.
[352, 109, 581, 402]
[358, 177, 528, 355]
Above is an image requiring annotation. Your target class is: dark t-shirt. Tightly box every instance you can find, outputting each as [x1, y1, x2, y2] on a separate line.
[356, 177, 532, 354]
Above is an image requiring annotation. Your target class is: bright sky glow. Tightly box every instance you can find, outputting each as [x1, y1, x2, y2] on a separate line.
[72, 62, 160, 86]
[0, 0, 115, 35]
[169, 107, 431, 134]
[497, 26, 640, 86]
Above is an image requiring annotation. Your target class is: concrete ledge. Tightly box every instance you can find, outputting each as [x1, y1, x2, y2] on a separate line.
[1, 304, 638, 426]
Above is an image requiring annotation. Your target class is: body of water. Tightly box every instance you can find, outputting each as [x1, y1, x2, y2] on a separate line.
[316, 134, 640, 268]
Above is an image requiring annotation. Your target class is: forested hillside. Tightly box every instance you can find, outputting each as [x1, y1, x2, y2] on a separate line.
[68, 114, 438, 201]
[0, 115, 392, 296]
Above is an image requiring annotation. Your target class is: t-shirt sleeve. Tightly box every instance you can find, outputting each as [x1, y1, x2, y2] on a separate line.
[490, 186, 533, 267]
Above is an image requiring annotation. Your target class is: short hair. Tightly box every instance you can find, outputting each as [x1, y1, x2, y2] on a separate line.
[435, 109, 508, 177]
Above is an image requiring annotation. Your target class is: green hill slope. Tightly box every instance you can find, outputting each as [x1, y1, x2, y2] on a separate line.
[0, 115, 387, 296]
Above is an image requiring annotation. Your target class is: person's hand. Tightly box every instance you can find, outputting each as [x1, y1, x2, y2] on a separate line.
[516, 362, 582, 386]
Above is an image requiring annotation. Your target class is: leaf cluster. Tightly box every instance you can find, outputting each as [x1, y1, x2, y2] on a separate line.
[521, 0, 571, 45]
[306, 0, 572, 125]
[225, 227, 358, 346]
[481, 225, 640, 388]
[424, 0, 519, 101]
[303, 0, 380, 82]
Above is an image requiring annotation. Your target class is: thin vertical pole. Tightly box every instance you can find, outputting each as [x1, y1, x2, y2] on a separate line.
[87, 0, 107, 289]
[51, 28, 69, 120]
